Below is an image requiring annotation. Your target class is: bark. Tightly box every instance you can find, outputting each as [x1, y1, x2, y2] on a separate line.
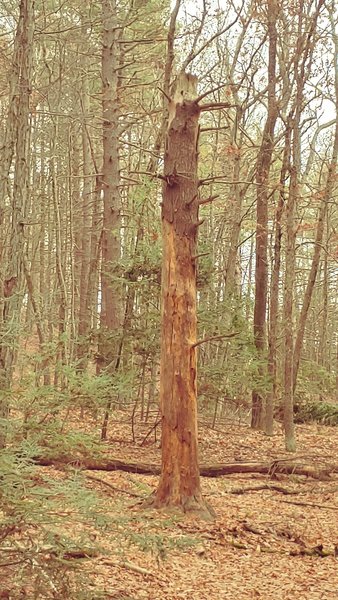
[152, 74, 210, 515]
[71, 129, 81, 353]
[318, 243, 328, 369]
[251, 0, 278, 430]
[99, 0, 123, 440]
[98, 0, 122, 373]
[0, 0, 34, 447]
[37, 118, 52, 390]
[223, 109, 247, 300]
[0, 2, 28, 227]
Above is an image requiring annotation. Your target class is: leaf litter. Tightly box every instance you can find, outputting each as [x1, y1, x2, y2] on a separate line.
[0, 420, 337, 599]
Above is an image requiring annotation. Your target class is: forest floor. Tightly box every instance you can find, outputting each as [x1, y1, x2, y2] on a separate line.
[1, 417, 338, 599]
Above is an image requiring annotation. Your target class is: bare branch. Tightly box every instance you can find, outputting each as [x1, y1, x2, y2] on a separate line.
[191, 332, 239, 348]
[198, 194, 220, 206]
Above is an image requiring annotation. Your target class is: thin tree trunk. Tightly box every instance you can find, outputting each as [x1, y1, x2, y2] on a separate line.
[319, 238, 328, 370]
[0, 0, 34, 447]
[283, 0, 324, 452]
[266, 123, 291, 435]
[283, 136, 298, 452]
[70, 128, 81, 361]
[99, 0, 122, 366]
[51, 131, 67, 389]
[76, 25, 94, 371]
[293, 17, 338, 393]
[251, 0, 278, 430]
[99, 0, 122, 439]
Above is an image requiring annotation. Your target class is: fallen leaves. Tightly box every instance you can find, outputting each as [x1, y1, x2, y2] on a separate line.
[1, 421, 338, 598]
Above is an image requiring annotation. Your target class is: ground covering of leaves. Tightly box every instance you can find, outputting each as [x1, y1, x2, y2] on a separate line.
[1, 418, 337, 599]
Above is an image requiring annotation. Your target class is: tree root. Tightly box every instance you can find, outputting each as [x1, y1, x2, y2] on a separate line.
[141, 492, 216, 520]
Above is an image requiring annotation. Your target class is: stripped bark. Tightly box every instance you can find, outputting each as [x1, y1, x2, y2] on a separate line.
[151, 74, 211, 514]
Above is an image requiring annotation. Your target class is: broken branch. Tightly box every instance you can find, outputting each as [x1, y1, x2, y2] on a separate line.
[191, 332, 239, 348]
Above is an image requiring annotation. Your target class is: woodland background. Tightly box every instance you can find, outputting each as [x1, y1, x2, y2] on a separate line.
[0, 0, 337, 439]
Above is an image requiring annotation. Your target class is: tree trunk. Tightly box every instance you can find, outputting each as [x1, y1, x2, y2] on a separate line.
[266, 123, 291, 435]
[223, 113, 246, 301]
[147, 0, 182, 174]
[76, 23, 94, 371]
[251, 0, 278, 430]
[0, 0, 34, 447]
[284, 0, 324, 452]
[99, 0, 122, 440]
[283, 149, 297, 453]
[152, 74, 210, 515]
[293, 18, 338, 392]
[98, 0, 122, 372]
[51, 131, 67, 390]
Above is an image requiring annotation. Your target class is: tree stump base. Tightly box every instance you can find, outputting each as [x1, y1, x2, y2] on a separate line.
[141, 492, 215, 520]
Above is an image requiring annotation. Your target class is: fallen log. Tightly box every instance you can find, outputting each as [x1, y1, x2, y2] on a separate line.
[34, 456, 334, 480]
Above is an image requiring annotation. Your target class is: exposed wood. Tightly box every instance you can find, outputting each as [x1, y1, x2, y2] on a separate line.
[154, 71, 212, 516]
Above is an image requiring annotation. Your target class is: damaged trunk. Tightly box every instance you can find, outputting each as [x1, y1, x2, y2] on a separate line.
[152, 75, 210, 515]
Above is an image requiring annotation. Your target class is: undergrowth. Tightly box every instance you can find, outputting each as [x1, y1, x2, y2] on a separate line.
[0, 441, 201, 598]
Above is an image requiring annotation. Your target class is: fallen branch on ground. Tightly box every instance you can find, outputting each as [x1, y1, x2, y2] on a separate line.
[86, 474, 143, 498]
[290, 544, 337, 557]
[100, 559, 153, 576]
[34, 456, 335, 480]
[279, 499, 338, 511]
[228, 484, 298, 495]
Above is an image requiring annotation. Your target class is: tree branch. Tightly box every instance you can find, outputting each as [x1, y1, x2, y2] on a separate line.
[191, 332, 239, 348]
